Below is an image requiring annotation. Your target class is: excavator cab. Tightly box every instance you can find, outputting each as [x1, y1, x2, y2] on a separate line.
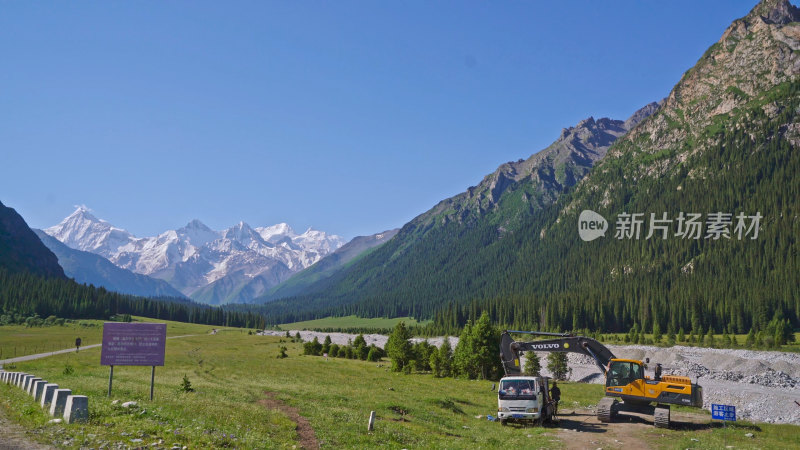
[605, 359, 647, 398]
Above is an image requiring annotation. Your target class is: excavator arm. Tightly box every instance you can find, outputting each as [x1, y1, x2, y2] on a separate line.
[500, 330, 616, 376]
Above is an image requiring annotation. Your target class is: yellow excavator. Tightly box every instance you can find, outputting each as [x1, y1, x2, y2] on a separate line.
[500, 330, 704, 428]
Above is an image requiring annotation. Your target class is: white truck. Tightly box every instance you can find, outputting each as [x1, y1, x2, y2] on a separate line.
[497, 375, 554, 425]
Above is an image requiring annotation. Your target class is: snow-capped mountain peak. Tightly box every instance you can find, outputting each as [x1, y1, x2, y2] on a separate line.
[294, 228, 346, 255]
[177, 219, 219, 247]
[255, 222, 296, 243]
[45, 206, 135, 257]
[223, 221, 268, 248]
[44, 209, 346, 304]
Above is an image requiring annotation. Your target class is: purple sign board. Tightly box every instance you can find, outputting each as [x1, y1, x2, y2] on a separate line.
[101, 323, 166, 366]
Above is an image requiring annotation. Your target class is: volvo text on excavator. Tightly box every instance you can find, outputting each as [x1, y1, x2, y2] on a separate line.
[499, 330, 704, 428]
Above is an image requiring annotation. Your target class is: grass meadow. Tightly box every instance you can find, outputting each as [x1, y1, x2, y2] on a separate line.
[1, 317, 799, 449]
[277, 315, 431, 331]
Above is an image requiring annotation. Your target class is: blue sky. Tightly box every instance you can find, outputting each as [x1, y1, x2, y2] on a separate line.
[1, 1, 757, 239]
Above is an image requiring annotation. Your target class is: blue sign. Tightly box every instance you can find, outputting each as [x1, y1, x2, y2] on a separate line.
[711, 404, 736, 421]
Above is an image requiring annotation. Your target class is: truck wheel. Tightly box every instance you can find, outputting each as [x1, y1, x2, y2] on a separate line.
[500, 419, 507, 426]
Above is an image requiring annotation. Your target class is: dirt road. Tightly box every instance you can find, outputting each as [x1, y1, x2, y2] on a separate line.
[0, 400, 53, 450]
[548, 408, 710, 450]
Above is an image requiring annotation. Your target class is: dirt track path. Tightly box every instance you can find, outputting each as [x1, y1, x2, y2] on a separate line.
[259, 391, 319, 450]
[549, 408, 709, 449]
[0, 401, 53, 450]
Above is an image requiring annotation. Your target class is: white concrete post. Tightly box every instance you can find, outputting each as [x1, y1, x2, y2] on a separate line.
[32, 380, 47, 401]
[64, 395, 89, 423]
[41, 384, 59, 408]
[27, 377, 42, 395]
[49, 389, 72, 417]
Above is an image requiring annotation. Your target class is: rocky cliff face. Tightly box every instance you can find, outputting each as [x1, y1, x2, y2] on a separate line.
[600, 0, 800, 175]
[412, 101, 660, 229]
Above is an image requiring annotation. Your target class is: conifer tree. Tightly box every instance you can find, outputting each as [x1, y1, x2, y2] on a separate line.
[523, 352, 541, 376]
[547, 352, 569, 381]
[386, 321, 412, 372]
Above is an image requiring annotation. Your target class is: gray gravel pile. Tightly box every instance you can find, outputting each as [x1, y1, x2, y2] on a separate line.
[594, 344, 800, 424]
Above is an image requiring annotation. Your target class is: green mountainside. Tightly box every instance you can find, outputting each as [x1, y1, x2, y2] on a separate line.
[34, 229, 188, 299]
[256, 105, 660, 320]
[256, 98, 660, 310]
[259, 0, 800, 335]
[0, 200, 65, 279]
[255, 229, 399, 303]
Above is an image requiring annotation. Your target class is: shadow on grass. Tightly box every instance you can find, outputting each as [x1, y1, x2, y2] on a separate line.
[553, 410, 761, 434]
[672, 421, 762, 432]
[548, 411, 610, 434]
[452, 397, 478, 407]
[433, 398, 465, 415]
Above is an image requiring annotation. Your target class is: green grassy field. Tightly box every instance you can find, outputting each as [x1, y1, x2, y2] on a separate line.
[278, 315, 431, 331]
[0, 317, 216, 361]
[1, 322, 799, 449]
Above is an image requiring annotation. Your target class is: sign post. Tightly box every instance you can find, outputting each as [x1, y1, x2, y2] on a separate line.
[711, 404, 736, 421]
[108, 365, 113, 397]
[101, 323, 166, 400]
[711, 403, 736, 447]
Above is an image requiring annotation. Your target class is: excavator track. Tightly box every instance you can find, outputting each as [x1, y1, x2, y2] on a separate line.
[597, 396, 618, 422]
[654, 404, 671, 428]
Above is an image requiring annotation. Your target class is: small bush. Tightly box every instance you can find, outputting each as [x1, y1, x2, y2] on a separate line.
[180, 374, 194, 392]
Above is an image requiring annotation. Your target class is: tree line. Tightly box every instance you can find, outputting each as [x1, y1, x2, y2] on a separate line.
[0, 268, 267, 328]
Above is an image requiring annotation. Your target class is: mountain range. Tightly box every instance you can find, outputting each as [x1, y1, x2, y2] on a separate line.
[4, 0, 796, 336]
[254, 0, 800, 336]
[33, 229, 187, 299]
[43, 208, 346, 305]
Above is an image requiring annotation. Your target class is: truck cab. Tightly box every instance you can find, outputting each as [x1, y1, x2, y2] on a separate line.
[497, 376, 552, 425]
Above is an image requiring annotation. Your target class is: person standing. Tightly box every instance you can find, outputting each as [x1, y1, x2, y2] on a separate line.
[550, 381, 561, 416]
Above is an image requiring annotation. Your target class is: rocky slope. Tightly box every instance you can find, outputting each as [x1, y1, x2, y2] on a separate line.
[582, 0, 800, 199]
[415, 102, 661, 230]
